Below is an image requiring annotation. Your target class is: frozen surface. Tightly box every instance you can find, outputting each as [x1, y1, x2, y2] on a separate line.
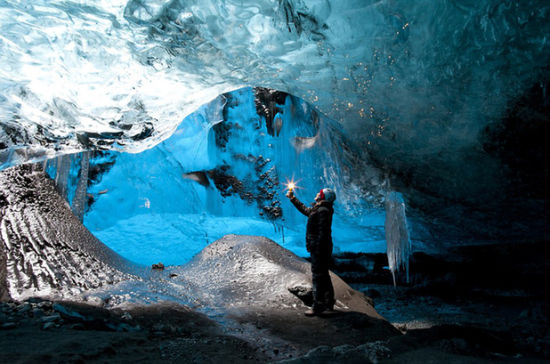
[177, 234, 382, 318]
[0, 165, 138, 302]
[91, 214, 294, 266]
[90, 213, 389, 266]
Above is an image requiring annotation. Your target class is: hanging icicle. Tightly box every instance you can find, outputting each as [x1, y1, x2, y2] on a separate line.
[384, 191, 412, 287]
[54, 154, 71, 199]
[71, 151, 90, 222]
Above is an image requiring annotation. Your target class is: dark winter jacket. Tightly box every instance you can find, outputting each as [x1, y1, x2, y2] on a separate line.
[290, 196, 334, 253]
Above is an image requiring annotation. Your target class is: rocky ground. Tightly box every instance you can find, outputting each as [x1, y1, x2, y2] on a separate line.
[335, 243, 550, 363]
[358, 284, 550, 363]
[1, 282, 549, 363]
[0, 299, 264, 363]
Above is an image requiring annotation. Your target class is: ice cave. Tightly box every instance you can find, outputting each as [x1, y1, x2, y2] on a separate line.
[1, 0, 550, 362]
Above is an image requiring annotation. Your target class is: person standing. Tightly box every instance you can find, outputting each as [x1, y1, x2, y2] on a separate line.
[286, 187, 336, 316]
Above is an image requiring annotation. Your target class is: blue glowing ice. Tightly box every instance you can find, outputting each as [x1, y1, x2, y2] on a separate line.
[83, 88, 388, 265]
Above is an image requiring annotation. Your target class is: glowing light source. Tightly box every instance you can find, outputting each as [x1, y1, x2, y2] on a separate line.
[283, 177, 301, 193]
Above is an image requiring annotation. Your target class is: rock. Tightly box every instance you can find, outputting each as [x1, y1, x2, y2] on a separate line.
[42, 322, 56, 330]
[32, 308, 45, 318]
[53, 303, 88, 321]
[37, 301, 53, 309]
[357, 341, 392, 362]
[17, 302, 31, 313]
[25, 297, 44, 307]
[152, 262, 165, 270]
[288, 285, 314, 307]
[1, 322, 16, 330]
[41, 314, 61, 323]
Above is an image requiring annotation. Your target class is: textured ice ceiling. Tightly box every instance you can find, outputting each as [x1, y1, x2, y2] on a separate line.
[1, 0, 547, 157]
[1, 0, 550, 241]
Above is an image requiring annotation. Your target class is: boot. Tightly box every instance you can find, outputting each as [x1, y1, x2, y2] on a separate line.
[304, 309, 316, 317]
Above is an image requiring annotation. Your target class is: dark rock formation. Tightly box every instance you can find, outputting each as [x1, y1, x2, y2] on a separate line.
[253, 87, 288, 136]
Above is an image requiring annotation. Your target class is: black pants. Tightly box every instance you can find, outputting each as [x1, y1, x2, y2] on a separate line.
[310, 247, 335, 312]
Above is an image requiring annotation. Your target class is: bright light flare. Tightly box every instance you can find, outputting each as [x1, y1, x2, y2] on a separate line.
[283, 177, 302, 192]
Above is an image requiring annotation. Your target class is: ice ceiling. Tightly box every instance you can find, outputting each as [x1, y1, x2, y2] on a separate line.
[1, 0, 550, 243]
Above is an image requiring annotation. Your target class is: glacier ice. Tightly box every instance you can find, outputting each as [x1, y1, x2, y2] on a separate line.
[384, 191, 411, 286]
[71, 151, 89, 222]
[54, 154, 71, 199]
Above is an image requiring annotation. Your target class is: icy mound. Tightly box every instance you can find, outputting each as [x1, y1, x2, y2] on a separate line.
[178, 234, 382, 318]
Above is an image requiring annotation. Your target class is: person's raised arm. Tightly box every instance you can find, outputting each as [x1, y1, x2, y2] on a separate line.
[286, 190, 312, 217]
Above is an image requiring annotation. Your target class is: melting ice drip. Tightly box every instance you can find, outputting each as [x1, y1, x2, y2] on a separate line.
[385, 191, 411, 286]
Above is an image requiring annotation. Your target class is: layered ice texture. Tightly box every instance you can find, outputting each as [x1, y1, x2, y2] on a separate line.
[1, 0, 550, 251]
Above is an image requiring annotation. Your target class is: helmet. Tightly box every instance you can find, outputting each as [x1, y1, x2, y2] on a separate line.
[319, 188, 336, 202]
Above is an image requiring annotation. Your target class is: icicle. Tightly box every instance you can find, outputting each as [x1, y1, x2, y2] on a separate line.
[71, 151, 89, 222]
[54, 154, 71, 199]
[384, 191, 412, 287]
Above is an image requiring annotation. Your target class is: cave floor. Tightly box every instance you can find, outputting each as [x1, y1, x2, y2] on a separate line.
[1, 288, 549, 363]
[354, 283, 550, 363]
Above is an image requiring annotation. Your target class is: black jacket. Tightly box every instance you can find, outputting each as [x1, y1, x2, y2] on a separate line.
[290, 196, 334, 253]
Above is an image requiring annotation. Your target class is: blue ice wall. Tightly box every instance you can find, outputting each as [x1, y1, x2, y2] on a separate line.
[84, 88, 388, 265]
